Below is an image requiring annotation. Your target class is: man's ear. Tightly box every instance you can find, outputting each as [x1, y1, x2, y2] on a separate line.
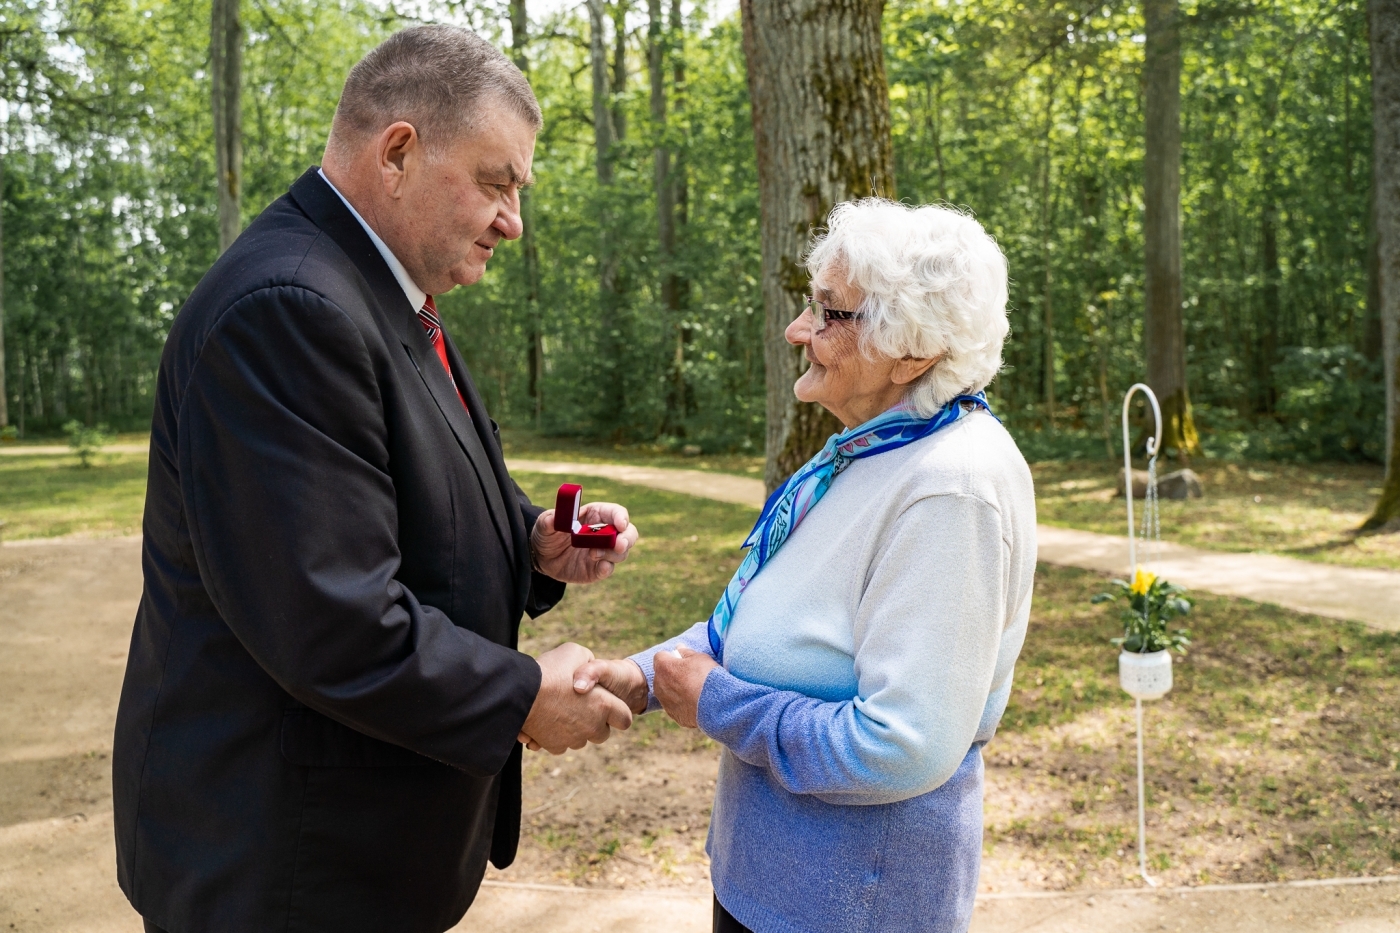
[890, 354, 940, 386]
[377, 122, 420, 200]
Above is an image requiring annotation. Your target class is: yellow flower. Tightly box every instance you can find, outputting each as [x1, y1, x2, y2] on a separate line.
[1129, 566, 1157, 596]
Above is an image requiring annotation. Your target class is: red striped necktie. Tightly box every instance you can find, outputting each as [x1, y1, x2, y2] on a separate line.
[416, 296, 468, 413]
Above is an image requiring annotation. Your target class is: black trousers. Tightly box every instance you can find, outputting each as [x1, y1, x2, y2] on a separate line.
[714, 895, 753, 933]
[143, 922, 168, 933]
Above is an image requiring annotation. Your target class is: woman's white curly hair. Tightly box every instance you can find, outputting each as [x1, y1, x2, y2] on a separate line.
[805, 198, 1010, 417]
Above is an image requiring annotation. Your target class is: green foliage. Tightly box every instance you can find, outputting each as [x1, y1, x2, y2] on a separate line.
[440, 8, 764, 449]
[62, 419, 111, 468]
[0, 0, 393, 435]
[1092, 569, 1193, 654]
[886, 0, 1379, 462]
[0, 0, 1381, 463]
[1269, 347, 1385, 462]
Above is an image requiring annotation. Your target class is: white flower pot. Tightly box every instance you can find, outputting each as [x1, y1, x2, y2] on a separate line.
[1119, 649, 1172, 700]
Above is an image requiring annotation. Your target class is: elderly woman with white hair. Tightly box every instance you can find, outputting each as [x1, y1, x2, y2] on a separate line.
[575, 198, 1036, 933]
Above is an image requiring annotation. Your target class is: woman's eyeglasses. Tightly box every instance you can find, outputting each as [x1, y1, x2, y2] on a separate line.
[804, 295, 866, 332]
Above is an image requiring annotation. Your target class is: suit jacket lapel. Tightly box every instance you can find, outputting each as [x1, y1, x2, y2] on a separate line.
[286, 168, 519, 567]
[442, 333, 532, 582]
[402, 336, 517, 563]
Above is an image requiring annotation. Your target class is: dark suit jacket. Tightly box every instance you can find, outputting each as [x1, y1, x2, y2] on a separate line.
[113, 168, 563, 933]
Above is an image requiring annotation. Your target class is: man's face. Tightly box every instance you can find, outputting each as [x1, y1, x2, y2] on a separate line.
[391, 102, 536, 294]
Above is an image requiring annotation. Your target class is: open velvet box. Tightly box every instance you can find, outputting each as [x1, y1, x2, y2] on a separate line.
[554, 483, 618, 549]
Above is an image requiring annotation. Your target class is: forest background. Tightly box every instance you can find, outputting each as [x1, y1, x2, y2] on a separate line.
[0, 0, 1385, 467]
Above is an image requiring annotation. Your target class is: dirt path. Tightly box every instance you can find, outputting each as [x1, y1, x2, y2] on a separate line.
[3, 533, 1398, 932]
[506, 458, 1400, 630]
[1037, 525, 1400, 632]
[0, 538, 141, 933]
[466, 877, 1400, 933]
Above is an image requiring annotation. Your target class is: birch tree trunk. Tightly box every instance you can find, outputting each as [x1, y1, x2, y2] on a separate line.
[510, 0, 545, 429]
[211, 0, 242, 254]
[1143, 0, 1200, 458]
[740, 0, 895, 493]
[1365, 0, 1400, 529]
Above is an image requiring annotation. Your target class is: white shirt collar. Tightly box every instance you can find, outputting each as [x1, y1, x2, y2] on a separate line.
[317, 168, 429, 313]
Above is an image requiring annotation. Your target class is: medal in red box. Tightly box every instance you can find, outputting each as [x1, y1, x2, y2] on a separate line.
[554, 483, 619, 549]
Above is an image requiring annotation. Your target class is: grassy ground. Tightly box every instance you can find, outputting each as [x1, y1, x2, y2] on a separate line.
[9, 430, 1394, 573]
[502, 473, 1400, 889]
[0, 452, 148, 540]
[988, 565, 1400, 888]
[503, 428, 1398, 569]
[1034, 459, 1399, 571]
[1, 455, 1392, 890]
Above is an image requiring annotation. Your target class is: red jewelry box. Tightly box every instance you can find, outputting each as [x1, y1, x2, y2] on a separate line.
[554, 483, 618, 549]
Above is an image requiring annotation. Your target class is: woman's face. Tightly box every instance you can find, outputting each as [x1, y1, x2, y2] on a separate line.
[786, 264, 916, 428]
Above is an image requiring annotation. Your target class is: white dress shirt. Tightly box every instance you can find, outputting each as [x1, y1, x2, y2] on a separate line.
[318, 168, 428, 312]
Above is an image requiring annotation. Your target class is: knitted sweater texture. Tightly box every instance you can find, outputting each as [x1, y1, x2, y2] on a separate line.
[631, 411, 1037, 933]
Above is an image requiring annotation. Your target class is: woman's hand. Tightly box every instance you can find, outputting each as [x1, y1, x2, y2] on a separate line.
[531, 502, 639, 584]
[571, 657, 650, 715]
[653, 648, 720, 729]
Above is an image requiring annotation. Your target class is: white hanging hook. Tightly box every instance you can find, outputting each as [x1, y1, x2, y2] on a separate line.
[1120, 382, 1165, 889]
[1121, 384, 1162, 573]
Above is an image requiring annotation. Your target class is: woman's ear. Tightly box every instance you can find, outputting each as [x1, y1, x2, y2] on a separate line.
[890, 354, 940, 386]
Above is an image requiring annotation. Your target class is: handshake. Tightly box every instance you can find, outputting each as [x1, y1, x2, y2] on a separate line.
[519, 495, 720, 754]
[516, 643, 718, 754]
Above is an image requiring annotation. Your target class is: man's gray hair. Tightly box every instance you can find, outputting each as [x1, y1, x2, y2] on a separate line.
[805, 198, 1010, 416]
[329, 25, 542, 158]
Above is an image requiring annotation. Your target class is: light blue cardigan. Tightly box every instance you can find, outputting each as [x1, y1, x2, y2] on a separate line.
[630, 413, 1037, 933]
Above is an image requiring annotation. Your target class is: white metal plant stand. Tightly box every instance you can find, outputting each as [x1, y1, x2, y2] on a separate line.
[1120, 383, 1164, 887]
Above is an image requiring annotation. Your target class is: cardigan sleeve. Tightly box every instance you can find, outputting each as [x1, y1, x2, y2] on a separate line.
[628, 620, 715, 714]
[694, 493, 1009, 805]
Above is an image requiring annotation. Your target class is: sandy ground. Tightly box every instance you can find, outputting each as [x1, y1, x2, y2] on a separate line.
[2, 536, 1398, 932]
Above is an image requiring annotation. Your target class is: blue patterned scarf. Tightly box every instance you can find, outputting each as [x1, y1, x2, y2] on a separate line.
[707, 392, 993, 659]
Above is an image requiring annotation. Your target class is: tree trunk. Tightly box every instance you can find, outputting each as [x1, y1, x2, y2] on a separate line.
[740, 0, 895, 493]
[1040, 74, 1056, 422]
[611, 1, 629, 145]
[588, 0, 623, 427]
[211, 0, 242, 254]
[651, 0, 691, 432]
[1365, 184, 1384, 361]
[1365, 0, 1400, 529]
[1259, 200, 1283, 414]
[649, 0, 673, 273]
[1142, 0, 1200, 459]
[589, 0, 614, 190]
[0, 144, 7, 430]
[510, 0, 545, 430]
[671, 0, 687, 232]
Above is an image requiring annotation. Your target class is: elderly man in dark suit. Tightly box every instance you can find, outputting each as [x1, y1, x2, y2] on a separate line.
[113, 25, 636, 933]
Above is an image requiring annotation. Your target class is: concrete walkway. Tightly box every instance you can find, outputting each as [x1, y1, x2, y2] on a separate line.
[505, 458, 1400, 632]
